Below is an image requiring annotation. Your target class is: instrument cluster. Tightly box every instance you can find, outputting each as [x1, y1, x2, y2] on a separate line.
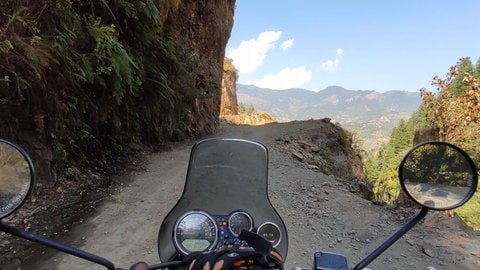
[173, 210, 281, 255]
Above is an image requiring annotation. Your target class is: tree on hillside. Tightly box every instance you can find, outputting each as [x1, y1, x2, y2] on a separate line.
[238, 102, 255, 114]
[422, 59, 480, 230]
[475, 58, 480, 78]
[448, 57, 474, 97]
[370, 119, 415, 203]
[246, 104, 255, 114]
[421, 57, 480, 157]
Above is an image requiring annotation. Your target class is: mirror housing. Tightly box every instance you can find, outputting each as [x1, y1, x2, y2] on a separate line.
[399, 141, 478, 210]
[0, 139, 35, 219]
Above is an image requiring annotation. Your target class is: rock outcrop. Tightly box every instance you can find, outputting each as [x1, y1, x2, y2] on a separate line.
[155, 0, 236, 136]
[220, 57, 238, 116]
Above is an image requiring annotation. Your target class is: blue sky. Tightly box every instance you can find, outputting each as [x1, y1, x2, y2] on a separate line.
[226, 1, 480, 92]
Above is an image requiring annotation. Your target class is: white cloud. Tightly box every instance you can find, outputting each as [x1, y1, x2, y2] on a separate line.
[227, 31, 282, 73]
[244, 67, 312, 90]
[280, 38, 295, 51]
[321, 48, 344, 72]
[321, 59, 340, 72]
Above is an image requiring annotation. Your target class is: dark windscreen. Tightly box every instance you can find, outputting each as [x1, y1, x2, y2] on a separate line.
[157, 138, 288, 261]
[184, 138, 268, 211]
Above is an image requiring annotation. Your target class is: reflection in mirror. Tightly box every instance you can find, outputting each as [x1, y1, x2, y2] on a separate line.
[0, 140, 34, 219]
[399, 142, 478, 210]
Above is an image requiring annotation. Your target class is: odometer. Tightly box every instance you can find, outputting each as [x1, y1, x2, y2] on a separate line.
[257, 222, 281, 247]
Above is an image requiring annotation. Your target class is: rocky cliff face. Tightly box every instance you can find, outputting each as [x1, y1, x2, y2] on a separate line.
[220, 57, 238, 116]
[156, 0, 236, 135]
[0, 0, 236, 186]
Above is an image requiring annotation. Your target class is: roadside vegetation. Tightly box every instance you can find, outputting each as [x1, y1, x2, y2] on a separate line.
[365, 57, 480, 229]
[0, 1, 229, 185]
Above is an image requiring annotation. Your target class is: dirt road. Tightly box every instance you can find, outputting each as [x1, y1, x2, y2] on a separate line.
[25, 120, 480, 269]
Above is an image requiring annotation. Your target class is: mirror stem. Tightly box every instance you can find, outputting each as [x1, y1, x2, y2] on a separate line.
[0, 221, 116, 270]
[353, 207, 428, 270]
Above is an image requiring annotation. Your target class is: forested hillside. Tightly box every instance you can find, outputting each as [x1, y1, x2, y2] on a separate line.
[0, 0, 235, 186]
[366, 57, 480, 229]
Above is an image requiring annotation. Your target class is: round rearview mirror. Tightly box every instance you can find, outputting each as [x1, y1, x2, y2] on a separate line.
[0, 139, 34, 219]
[399, 141, 478, 210]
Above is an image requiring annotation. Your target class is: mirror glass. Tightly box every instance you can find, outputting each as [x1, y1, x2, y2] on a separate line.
[0, 139, 34, 219]
[399, 142, 478, 210]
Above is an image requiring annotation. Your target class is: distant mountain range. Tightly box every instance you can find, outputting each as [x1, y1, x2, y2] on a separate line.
[237, 84, 422, 151]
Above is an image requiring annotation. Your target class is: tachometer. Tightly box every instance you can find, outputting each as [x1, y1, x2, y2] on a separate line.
[228, 211, 253, 236]
[173, 211, 218, 255]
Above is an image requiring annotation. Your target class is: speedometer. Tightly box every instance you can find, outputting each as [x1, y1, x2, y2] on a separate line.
[173, 211, 218, 255]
